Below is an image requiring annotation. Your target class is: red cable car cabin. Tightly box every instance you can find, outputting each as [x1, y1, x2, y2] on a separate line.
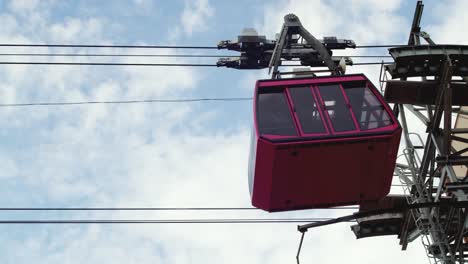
[248, 74, 401, 212]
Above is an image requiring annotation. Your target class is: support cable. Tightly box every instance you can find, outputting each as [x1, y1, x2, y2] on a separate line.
[0, 61, 217, 67]
[0, 97, 253, 107]
[0, 44, 218, 49]
[0, 206, 359, 211]
[0, 61, 392, 67]
[355, 44, 407, 48]
[352, 62, 392, 65]
[0, 53, 238, 58]
[0, 43, 407, 49]
[0, 53, 391, 58]
[0, 53, 392, 58]
[0, 96, 419, 110]
[0, 218, 356, 225]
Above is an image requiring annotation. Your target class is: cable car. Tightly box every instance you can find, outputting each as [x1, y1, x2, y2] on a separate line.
[248, 74, 401, 212]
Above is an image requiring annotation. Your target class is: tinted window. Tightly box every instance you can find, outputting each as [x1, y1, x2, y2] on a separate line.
[343, 82, 393, 130]
[289, 87, 326, 134]
[318, 84, 356, 132]
[257, 91, 297, 136]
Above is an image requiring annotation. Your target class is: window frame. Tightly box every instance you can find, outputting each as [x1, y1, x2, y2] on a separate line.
[342, 82, 395, 132]
[285, 86, 330, 137]
[256, 79, 397, 141]
[256, 88, 300, 139]
[313, 84, 361, 135]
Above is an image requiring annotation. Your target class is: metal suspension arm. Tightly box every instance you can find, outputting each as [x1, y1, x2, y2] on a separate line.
[268, 14, 342, 78]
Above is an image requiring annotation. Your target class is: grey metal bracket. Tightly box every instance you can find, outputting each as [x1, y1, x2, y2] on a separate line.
[216, 55, 353, 70]
[216, 16, 355, 73]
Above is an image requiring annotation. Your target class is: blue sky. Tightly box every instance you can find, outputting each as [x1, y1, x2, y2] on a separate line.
[0, 0, 465, 263]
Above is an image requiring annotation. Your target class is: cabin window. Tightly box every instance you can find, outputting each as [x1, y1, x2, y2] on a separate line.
[288, 87, 326, 134]
[343, 82, 393, 130]
[318, 84, 356, 132]
[257, 91, 297, 136]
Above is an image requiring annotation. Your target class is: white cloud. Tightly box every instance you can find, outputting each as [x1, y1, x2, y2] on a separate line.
[133, 0, 154, 8]
[259, 0, 341, 38]
[180, 0, 214, 36]
[8, 0, 41, 13]
[0, 84, 17, 104]
[0, 153, 18, 178]
[427, 0, 468, 44]
[48, 17, 105, 43]
[0, 14, 19, 36]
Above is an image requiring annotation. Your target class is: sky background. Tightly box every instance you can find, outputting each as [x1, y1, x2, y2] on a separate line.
[0, 0, 466, 263]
